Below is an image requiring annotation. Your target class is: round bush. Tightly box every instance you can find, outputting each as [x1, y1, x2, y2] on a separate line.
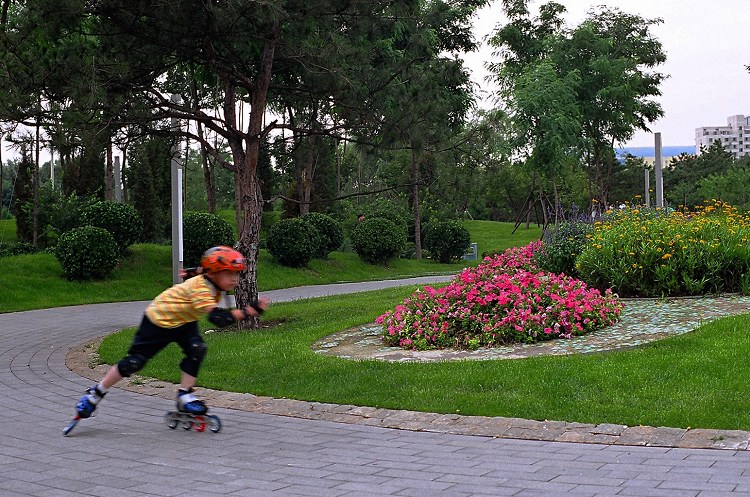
[351, 217, 406, 265]
[182, 212, 235, 267]
[55, 226, 120, 280]
[81, 201, 143, 253]
[266, 217, 318, 267]
[302, 212, 344, 258]
[422, 221, 471, 263]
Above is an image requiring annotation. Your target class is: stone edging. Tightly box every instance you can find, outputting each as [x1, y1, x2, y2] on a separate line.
[66, 337, 750, 451]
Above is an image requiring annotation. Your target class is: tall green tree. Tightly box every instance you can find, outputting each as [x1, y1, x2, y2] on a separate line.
[1, 0, 487, 320]
[488, 1, 666, 209]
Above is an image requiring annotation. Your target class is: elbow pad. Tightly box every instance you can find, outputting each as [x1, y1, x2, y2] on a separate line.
[208, 307, 235, 327]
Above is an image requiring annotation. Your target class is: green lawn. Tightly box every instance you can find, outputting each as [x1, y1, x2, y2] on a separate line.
[0, 218, 16, 243]
[100, 288, 750, 430]
[0, 221, 542, 313]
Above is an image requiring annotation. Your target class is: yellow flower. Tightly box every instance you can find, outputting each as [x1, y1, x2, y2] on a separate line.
[662, 253, 672, 259]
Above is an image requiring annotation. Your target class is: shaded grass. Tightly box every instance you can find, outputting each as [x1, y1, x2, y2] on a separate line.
[100, 287, 750, 430]
[0, 218, 16, 243]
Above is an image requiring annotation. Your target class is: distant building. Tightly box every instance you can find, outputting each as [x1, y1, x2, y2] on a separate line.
[695, 114, 750, 159]
[615, 146, 694, 169]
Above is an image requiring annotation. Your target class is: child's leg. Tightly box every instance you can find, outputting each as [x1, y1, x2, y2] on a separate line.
[76, 316, 170, 417]
[176, 325, 209, 414]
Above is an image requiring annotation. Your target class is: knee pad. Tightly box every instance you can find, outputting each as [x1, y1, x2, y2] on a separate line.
[117, 354, 147, 377]
[180, 339, 207, 377]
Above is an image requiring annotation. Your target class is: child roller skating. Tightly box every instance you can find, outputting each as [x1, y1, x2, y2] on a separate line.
[64, 246, 269, 436]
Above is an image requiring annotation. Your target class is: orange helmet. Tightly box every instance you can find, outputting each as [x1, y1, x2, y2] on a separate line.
[200, 246, 246, 273]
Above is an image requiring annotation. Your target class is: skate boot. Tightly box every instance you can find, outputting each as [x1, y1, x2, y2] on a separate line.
[177, 388, 208, 415]
[76, 386, 106, 419]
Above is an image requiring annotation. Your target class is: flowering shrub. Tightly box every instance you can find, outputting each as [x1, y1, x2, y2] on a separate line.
[377, 242, 622, 350]
[576, 201, 750, 297]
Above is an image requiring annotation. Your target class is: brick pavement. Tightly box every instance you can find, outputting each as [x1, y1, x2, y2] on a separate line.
[3, 278, 750, 496]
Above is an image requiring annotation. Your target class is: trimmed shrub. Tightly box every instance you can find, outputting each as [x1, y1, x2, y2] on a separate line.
[422, 221, 471, 263]
[351, 217, 406, 265]
[266, 217, 318, 267]
[0, 241, 40, 258]
[302, 212, 344, 258]
[183, 212, 235, 267]
[81, 201, 143, 254]
[534, 220, 593, 277]
[55, 226, 120, 280]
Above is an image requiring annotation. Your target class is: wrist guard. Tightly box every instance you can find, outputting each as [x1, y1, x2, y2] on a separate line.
[208, 307, 235, 327]
[249, 299, 265, 316]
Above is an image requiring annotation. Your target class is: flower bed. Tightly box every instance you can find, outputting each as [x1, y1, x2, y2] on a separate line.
[576, 201, 750, 297]
[378, 242, 622, 350]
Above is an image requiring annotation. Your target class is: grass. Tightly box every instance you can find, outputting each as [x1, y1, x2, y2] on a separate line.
[0, 221, 542, 313]
[0, 218, 17, 243]
[100, 288, 750, 430]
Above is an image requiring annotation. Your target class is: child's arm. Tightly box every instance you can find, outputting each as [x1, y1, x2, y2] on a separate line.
[206, 298, 270, 327]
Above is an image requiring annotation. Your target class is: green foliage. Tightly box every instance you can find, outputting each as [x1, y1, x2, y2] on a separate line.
[422, 220, 471, 263]
[302, 212, 344, 258]
[699, 165, 750, 211]
[55, 226, 120, 280]
[535, 220, 593, 276]
[182, 212, 235, 268]
[0, 241, 40, 258]
[576, 204, 750, 297]
[351, 217, 407, 265]
[266, 217, 318, 267]
[13, 154, 34, 243]
[81, 201, 143, 254]
[126, 136, 172, 242]
[664, 142, 735, 209]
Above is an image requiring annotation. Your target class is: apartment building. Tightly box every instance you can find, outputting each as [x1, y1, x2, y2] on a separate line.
[695, 114, 750, 159]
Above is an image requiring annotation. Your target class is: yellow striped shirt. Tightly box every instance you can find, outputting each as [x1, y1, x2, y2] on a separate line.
[145, 276, 221, 328]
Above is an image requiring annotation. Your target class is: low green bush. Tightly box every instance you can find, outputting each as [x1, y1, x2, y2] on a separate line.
[422, 220, 471, 263]
[266, 217, 318, 267]
[302, 212, 343, 258]
[0, 241, 40, 258]
[55, 226, 120, 280]
[82, 201, 143, 254]
[351, 217, 406, 265]
[182, 212, 236, 267]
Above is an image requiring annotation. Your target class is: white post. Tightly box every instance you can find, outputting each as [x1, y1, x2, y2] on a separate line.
[113, 155, 122, 202]
[171, 94, 184, 284]
[644, 168, 650, 207]
[654, 132, 664, 208]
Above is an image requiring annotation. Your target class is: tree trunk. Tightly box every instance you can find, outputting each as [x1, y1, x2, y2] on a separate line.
[410, 148, 423, 259]
[0, 139, 3, 217]
[299, 133, 316, 216]
[197, 122, 216, 213]
[232, 23, 278, 329]
[33, 125, 40, 246]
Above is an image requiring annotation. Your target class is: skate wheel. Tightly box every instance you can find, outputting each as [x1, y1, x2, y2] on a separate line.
[194, 416, 207, 432]
[208, 415, 222, 433]
[164, 413, 178, 429]
[182, 420, 193, 430]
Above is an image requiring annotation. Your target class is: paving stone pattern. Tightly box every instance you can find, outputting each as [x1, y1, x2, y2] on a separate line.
[4, 278, 750, 496]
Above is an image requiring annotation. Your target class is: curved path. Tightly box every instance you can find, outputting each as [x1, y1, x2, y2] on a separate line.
[3, 278, 750, 496]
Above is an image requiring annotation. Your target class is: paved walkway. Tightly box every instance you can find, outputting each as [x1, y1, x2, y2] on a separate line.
[4, 277, 750, 496]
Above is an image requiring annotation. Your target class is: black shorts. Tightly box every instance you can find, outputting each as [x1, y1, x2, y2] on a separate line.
[128, 315, 204, 361]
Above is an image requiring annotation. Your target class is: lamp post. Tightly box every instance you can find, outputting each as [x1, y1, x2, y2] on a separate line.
[654, 132, 664, 208]
[170, 94, 184, 284]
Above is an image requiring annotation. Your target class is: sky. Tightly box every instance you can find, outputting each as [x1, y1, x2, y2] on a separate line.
[464, 0, 750, 147]
[2, 0, 748, 159]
